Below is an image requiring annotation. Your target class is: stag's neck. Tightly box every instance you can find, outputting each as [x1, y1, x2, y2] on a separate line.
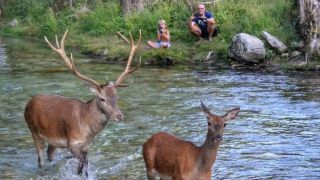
[198, 130, 220, 172]
[84, 99, 109, 133]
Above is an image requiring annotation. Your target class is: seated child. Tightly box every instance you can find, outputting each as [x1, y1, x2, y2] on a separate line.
[147, 20, 171, 49]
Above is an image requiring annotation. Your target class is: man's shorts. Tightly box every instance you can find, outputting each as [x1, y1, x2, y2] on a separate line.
[200, 26, 219, 39]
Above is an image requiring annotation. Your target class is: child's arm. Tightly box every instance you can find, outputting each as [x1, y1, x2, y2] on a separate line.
[160, 30, 170, 41]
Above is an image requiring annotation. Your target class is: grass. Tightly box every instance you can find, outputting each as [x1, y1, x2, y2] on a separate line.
[1, 0, 313, 67]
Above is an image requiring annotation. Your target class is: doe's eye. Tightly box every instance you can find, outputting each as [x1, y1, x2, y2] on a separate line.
[224, 124, 227, 127]
[100, 98, 106, 102]
[208, 122, 211, 126]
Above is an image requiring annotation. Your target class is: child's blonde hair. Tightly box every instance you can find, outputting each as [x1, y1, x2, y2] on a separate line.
[158, 19, 166, 25]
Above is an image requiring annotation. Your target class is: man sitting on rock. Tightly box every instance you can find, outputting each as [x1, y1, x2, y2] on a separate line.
[189, 3, 218, 41]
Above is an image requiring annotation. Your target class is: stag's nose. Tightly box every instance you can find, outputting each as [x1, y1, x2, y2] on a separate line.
[115, 114, 123, 121]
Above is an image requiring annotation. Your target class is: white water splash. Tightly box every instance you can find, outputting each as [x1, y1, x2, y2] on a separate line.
[99, 148, 142, 175]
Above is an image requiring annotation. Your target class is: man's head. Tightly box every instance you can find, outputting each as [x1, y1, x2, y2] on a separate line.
[197, 4, 206, 15]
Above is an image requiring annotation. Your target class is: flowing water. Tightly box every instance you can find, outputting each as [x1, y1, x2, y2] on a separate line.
[0, 37, 319, 180]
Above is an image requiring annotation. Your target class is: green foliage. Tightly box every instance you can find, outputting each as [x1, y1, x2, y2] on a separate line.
[143, 46, 188, 64]
[38, 9, 58, 38]
[1, 0, 300, 64]
[79, 3, 124, 36]
[215, 0, 297, 43]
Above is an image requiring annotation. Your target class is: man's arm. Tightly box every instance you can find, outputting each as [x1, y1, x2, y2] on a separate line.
[204, 12, 215, 24]
[190, 13, 199, 26]
[206, 17, 215, 24]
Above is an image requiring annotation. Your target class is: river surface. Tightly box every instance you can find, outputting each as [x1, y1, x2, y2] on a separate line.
[0, 36, 319, 180]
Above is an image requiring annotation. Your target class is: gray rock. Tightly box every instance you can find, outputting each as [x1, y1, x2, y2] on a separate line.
[291, 51, 302, 58]
[228, 33, 266, 63]
[262, 31, 288, 53]
[9, 19, 18, 27]
[76, 6, 91, 17]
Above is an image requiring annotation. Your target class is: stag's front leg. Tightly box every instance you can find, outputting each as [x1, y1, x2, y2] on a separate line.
[47, 144, 56, 162]
[69, 142, 88, 176]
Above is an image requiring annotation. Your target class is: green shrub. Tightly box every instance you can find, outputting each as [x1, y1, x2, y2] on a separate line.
[79, 3, 124, 36]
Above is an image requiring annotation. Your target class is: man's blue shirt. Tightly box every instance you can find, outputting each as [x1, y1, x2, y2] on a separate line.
[192, 11, 214, 30]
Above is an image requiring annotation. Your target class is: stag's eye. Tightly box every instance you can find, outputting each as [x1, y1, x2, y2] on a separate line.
[100, 98, 106, 102]
[208, 122, 211, 126]
[224, 124, 227, 127]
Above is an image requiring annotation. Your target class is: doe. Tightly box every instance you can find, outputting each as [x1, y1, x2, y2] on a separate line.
[142, 101, 240, 180]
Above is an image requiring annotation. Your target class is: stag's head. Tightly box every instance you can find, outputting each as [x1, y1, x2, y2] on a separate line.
[44, 30, 141, 122]
[201, 101, 240, 142]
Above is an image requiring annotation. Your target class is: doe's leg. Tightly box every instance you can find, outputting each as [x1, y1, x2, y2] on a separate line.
[146, 170, 156, 180]
[32, 133, 45, 167]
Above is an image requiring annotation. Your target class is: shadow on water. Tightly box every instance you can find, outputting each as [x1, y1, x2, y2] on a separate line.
[0, 37, 319, 179]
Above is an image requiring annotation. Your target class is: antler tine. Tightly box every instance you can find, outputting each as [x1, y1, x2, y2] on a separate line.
[117, 32, 130, 44]
[55, 35, 60, 49]
[45, 30, 100, 89]
[115, 30, 142, 87]
[60, 29, 68, 51]
[138, 29, 142, 46]
[129, 32, 134, 45]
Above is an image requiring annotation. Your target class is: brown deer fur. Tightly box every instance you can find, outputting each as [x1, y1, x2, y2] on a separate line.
[143, 102, 240, 180]
[24, 30, 141, 175]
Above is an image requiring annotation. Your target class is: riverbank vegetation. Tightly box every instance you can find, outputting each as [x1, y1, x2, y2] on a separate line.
[1, 0, 308, 70]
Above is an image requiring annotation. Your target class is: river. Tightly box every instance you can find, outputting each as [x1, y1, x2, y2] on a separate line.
[0, 37, 319, 179]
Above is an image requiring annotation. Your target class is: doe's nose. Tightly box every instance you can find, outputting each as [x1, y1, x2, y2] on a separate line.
[214, 135, 223, 142]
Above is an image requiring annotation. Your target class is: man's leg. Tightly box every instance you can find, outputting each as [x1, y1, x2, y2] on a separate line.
[207, 22, 217, 41]
[189, 21, 202, 37]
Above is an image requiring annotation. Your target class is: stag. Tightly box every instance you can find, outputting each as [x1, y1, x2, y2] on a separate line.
[24, 29, 141, 175]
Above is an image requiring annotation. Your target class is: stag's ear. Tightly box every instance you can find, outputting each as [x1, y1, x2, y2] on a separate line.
[108, 81, 115, 86]
[84, 82, 100, 95]
[224, 108, 240, 122]
[201, 101, 211, 119]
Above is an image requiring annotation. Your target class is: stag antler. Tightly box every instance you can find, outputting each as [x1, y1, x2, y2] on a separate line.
[115, 29, 142, 87]
[44, 30, 100, 89]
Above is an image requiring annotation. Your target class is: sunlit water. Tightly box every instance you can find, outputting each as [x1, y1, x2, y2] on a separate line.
[0, 37, 319, 180]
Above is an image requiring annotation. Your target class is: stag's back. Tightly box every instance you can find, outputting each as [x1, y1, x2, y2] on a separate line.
[24, 95, 85, 144]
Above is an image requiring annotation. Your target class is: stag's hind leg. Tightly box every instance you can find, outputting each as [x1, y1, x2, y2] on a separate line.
[31, 133, 45, 167]
[47, 144, 56, 162]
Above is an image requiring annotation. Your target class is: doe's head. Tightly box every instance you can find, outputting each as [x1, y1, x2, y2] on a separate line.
[201, 101, 240, 142]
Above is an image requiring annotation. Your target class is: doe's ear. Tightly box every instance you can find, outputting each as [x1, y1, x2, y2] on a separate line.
[224, 108, 240, 121]
[201, 101, 211, 119]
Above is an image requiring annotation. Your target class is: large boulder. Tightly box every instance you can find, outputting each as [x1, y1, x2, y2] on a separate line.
[228, 33, 266, 63]
[262, 31, 288, 53]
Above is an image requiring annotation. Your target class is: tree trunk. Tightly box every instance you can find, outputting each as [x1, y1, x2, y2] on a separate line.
[120, 0, 144, 16]
[69, 0, 74, 9]
[299, 0, 320, 58]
